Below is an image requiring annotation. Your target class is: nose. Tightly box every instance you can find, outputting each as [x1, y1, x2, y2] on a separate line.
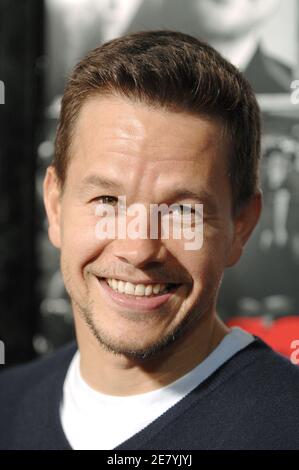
[108, 202, 169, 269]
[113, 237, 168, 269]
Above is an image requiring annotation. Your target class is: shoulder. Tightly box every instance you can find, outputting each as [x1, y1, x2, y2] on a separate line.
[239, 338, 299, 389]
[0, 341, 76, 449]
[211, 338, 299, 409]
[0, 341, 77, 392]
[164, 339, 299, 449]
[197, 339, 299, 449]
[0, 341, 77, 432]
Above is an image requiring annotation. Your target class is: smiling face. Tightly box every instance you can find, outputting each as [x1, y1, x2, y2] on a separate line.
[44, 94, 260, 359]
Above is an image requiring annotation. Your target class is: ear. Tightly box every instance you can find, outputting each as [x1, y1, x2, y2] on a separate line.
[43, 166, 62, 249]
[226, 190, 262, 267]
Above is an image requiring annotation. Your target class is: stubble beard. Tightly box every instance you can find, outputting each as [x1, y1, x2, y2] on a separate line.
[71, 283, 218, 363]
[62, 259, 220, 363]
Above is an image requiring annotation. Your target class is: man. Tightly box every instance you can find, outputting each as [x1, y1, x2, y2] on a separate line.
[1, 30, 299, 450]
[188, 0, 293, 93]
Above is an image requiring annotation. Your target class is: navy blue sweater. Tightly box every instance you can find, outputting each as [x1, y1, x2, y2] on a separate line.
[0, 337, 299, 450]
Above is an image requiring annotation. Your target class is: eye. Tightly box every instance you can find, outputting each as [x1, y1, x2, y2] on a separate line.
[173, 205, 196, 215]
[92, 195, 118, 205]
[169, 205, 203, 227]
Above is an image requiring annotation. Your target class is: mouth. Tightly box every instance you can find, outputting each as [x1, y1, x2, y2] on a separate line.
[96, 277, 182, 311]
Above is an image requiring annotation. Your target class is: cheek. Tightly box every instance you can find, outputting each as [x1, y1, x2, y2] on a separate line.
[184, 250, 223, 288]
[60, 206, 109, 271]
[170, 226, 230, 284]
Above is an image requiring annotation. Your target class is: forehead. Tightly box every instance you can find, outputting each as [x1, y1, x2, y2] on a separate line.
[71, 94, 227, 164]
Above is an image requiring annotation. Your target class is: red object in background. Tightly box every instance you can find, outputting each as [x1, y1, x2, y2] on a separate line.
[226, 316, 299, 360]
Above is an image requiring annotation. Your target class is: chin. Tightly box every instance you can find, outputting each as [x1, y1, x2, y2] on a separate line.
[88, 320, 185, 361]
[97, 336, 174, 361]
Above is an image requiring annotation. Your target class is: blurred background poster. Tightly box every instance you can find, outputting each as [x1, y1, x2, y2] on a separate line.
[1, 0, 299, 365]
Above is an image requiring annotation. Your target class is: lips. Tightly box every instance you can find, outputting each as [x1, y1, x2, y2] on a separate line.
[97, 276, 181, 311]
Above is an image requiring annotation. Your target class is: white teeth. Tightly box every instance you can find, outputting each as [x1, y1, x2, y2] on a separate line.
[124, 282, 135, 295]
[145, 285, 153, 296]
[106, 278, 168, 296]
[153, 284, 161, 294]
[135, 284, 145, 296]
[118, 280, 125, 293]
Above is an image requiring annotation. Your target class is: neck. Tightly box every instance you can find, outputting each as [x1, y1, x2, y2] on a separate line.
[74, 309, 229, 396]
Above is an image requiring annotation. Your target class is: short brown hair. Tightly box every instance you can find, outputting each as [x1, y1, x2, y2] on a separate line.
[54, 30, 261, 211]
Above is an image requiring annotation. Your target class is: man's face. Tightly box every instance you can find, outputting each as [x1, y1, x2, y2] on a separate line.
[45, 95, 246, 358]
[192, 0, 281, 40]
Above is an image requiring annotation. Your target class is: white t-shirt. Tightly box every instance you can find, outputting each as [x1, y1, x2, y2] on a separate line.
[60, 327, 254, 450]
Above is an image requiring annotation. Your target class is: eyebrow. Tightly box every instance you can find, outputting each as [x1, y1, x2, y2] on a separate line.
[78, 175, 125, 193]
